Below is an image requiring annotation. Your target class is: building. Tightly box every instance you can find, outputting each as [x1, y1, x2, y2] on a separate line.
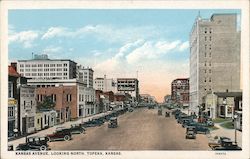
[8, 66, 20, 136]
[189, 13, 241, 114]
[171, 78, 189, 107]
[77, 65, 94, 88]
[140, 94, 156, 104]
[164, 95, 172, 104]
[19, 85, 37, 134]
[35, 109, 57, 131]
[36, 85, 78, 123]
[94, 75, 117, 93]
[117, 78, 139, 103]
[204, 91, 242, 119]
[17, 54, 77, 80]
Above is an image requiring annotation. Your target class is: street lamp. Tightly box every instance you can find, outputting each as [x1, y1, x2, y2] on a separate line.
[234, 114, 238, 144]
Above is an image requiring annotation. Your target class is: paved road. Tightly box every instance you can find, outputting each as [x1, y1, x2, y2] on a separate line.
[49, 108, 210, 150]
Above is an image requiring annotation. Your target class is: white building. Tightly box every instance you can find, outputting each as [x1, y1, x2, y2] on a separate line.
[94, 75, 117, 93]
[117, 78, 139, 102]
[77, 65, 94, 88]
[189, 13, 241, 114]
[19, 85, 36, 134]
[17, 54, 77, 80]
[83, 87, 96, 116]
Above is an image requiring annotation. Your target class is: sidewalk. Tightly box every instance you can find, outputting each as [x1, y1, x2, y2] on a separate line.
[207, 122, 242, 148]
[8, 111, 113, 150]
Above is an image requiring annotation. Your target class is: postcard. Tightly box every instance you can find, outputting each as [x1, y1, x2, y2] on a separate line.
[1, 0, 249, 159]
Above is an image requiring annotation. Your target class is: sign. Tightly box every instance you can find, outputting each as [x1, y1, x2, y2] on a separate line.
[8, 99, 17, 106]
[118, 86, 135, 91]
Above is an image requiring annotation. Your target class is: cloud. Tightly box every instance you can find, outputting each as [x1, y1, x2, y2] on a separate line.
[178, 41, 189, 51]
[126, 40, 187, 64]
[43, 46, 62, 54]
[41, 27, 67, 39]
[9, 30, 39, 48]
[40, 25, 161, 44]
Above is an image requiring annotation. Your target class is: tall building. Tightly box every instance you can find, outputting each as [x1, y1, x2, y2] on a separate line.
[189, 13, 241, 114]
[17, 54, 77, 80]
[171, 78, 189, 107]
[77, 65, 94, 88]
[94, 75, 117, 93]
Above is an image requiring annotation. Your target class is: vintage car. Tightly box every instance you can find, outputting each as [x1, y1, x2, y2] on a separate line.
[158, 109, 162, 115]
[209, 137, 242, 150]
[82, 118, 104, 127]
[108, 117, 118, 128]
[70, 124, 86, 134]
[16, 136, 49, 151]
[47, 128, 72, 142]
[128, 107, 134, 112]
[195, 125, 210, 134]
[8, 144, 14, 151]
[186, 129, 196, 139]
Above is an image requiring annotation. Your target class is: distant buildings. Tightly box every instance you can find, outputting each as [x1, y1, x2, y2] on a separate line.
[189, 13, 241, 114]
[140, 94, 156, 104]
[171, 78, 189, 107]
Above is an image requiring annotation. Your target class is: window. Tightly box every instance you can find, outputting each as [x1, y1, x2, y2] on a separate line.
[204, 28, 207, 34]
[209, 36, 212, 41]
[25, 73, 30, 76]
[64, 73, 68, 76]
[64, 68, 67, 71]
[209, 69, 212, 73]
[32, 64, 37, 67]
[50, 64, 55, 67]
[8, 82, 13, 98]
[38, 64, 43, 67]
[204, 78, 207, 82]
[37, 119, 40, 124]
[25, 69, 30, 72]
[205, 52, 207, 57]
[209, 62, 211, 66]
[20, 64, 24, 67]
[32, 69, 37, 72]
[204, 61, 206, 66]
[25, 64, 30, 67]
[209, 28, 212, 33]
[204, 70, 207, 73]
[64, 63, 68, 67]
[57, 68, 62, 71]
[209, 52, 211, 57]
[205, 36, 207, 41]
[209, 77, 211, 82]
[24, 101, 26, 109]
[52, 94, 56, 102]
[32, 73, 37, 76]
[37, 94, 40, 101]
[20, 69, 24, 72]
[57, 64, 62, 67]
[67, 94, 72, 102]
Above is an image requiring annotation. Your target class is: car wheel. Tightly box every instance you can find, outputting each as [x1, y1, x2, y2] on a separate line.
[40, 145, 47, 151]
[64, 135, 70, 141]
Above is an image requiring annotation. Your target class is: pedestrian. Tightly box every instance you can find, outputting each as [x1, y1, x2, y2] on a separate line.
[13, 128, 18, 137]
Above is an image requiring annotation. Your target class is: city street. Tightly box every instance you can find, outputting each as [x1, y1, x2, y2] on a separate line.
[49, 108, 210, 150]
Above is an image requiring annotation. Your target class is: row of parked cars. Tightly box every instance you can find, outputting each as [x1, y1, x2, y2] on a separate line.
[13, 108, 128, 151]
[172, 109, 214, 139]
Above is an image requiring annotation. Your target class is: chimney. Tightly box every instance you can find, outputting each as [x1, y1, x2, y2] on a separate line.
[11, 62, 17, 71]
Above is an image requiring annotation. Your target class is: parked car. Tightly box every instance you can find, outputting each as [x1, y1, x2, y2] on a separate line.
[182, 119, 194, 127]
[209, 137, 242, 150]
[128, 107, 134, 112]
[16, 136, 49, 151]
[47, 128, 72, 142]
[195, 125, 210, 134]
[70, 124, 86, 134]
[206, 120, 214, 127]
[108, 117, 118, 128]
[82, 119, 104, 127]
[8, 144, 14, 151]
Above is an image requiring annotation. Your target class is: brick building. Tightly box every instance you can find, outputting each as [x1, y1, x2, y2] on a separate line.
[171, 78, 189, 107]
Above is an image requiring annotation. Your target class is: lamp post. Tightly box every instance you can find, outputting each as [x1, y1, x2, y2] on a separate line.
[234, 114, 238, 144]
[24, 112, 28, 141]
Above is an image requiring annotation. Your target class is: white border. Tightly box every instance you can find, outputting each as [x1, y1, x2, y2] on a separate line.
[1, 0, 249, 159]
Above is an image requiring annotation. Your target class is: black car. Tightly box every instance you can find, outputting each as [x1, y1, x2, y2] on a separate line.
[186, 130, 196, 139]
[16, 136, 49, 151]
[195, 125, 210, 134]
[82, 119, 104, 127]
[108, 117, 118, 128]
[182, 119, 194, 127]
[47, 128, 72, 142]
[70, 124, 86, 134]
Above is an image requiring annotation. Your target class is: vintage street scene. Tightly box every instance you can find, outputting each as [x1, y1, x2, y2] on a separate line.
[7, 9, 242, 151]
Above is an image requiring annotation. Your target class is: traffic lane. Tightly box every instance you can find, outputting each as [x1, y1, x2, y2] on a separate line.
[48, 108, 210, 150]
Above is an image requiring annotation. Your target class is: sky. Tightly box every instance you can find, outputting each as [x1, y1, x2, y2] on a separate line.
[8, 9, 240, 102]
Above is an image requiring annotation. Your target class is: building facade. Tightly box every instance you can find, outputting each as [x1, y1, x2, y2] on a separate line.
[77, 65, 94, 88]
[94, 76, 117, 93]
[171, 78, 189, 107]
[36, 85, 78, 123]
[17, 54, 77, 80]
[117, 78, 139, 103]
[19, 85, 37, 134]
[189, 14, 241, 114]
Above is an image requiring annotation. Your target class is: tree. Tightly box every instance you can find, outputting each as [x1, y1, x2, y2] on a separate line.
[37, 95, 55, 110]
